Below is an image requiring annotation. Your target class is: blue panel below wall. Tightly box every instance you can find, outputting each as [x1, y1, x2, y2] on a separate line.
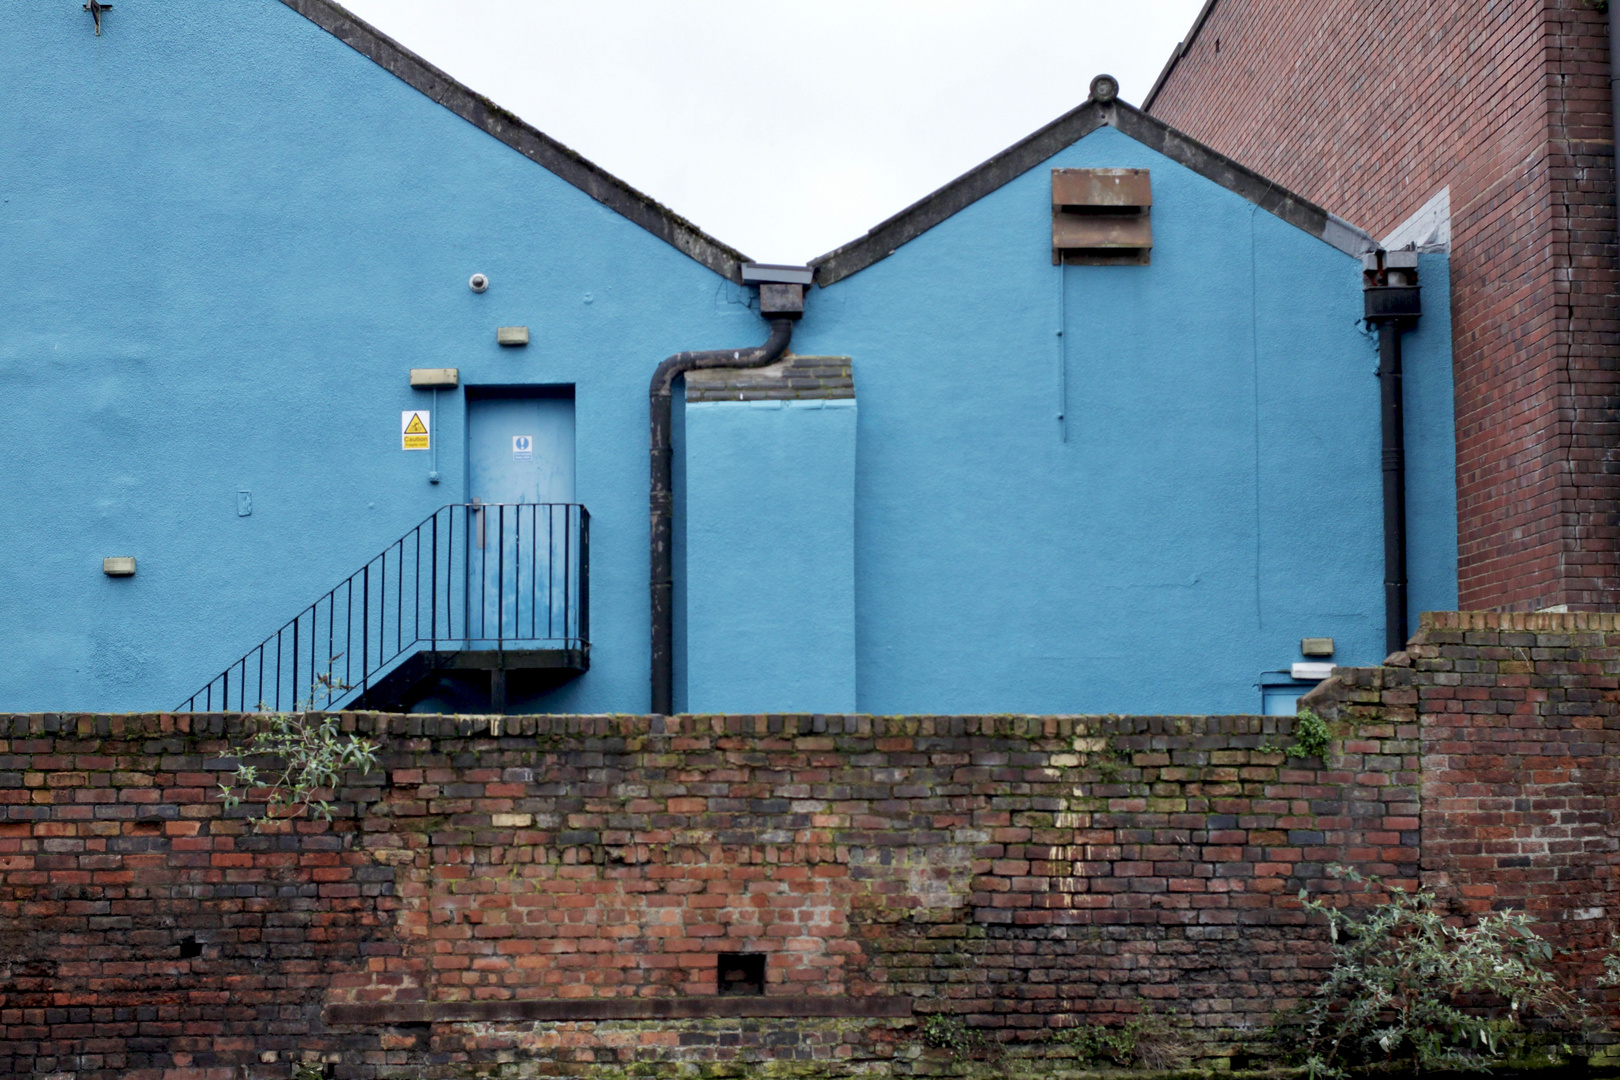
[683, 399, 857, 713]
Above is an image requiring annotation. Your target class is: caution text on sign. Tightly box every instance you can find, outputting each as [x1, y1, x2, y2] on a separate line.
[401, 410, 430, 451]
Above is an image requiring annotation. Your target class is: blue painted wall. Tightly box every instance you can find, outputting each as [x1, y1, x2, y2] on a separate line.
[790, 127, 1457, 714]
[682, 400, 857, 713]
[0, 0, 760, 712]
[0, 2, 1457, 715]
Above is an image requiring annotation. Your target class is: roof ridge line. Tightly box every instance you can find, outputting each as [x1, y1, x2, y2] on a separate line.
[809, 96, 1375, 286]
[279, 0, 753, 283]
[808, 101, 1107, 285]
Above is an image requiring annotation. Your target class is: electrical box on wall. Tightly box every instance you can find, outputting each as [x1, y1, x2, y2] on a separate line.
[1052, 168, 1152, 265]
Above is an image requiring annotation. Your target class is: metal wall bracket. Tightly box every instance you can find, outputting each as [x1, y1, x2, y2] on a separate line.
[84, 0, 111, 35]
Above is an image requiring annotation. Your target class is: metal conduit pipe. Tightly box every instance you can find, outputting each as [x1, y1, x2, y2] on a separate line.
[648, 306, 797, 715]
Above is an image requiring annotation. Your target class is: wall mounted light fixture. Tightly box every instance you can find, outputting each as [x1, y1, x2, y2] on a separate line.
[409, 368, 459, 388]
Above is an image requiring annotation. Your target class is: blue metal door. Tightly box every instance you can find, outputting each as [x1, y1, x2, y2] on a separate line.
[466, 393, 576, 644]
[468, 394, 575, 505]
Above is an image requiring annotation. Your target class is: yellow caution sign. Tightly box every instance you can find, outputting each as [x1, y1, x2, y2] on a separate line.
[401, 410, 430, 451]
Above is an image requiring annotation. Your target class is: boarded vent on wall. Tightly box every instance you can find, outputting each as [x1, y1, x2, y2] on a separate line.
[1052, 168, 1151, 265]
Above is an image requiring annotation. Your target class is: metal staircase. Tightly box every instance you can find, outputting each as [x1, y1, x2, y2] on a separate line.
[178, 503, 588, 713]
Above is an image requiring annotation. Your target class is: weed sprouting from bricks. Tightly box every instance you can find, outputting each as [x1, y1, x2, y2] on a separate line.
[1053, 1008, 1191, 1070]
[217, 712, 379, 831]
[1288, 707, 1331, 759]
[919, 1014, 998, 1061]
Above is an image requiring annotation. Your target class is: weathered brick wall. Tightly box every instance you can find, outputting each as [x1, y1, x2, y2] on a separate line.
[1148, 0, 1620, 613]
[0, 712, 1417, 1079]
[1306, 610, 1620, 995]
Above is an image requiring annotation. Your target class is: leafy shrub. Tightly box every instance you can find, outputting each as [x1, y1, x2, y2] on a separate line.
[1293, 866, 1576, 1077]
[218, 713, 379, 831]
[1600, 935, 1620, 988]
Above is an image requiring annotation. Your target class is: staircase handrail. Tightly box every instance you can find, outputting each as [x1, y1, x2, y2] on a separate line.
[177, 502, 589, 712]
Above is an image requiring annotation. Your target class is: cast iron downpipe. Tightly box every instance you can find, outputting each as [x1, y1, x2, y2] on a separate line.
[1364, 252, 1422, 657]
[1377, 320, 1408, 656]
[648, 294, 798, 714]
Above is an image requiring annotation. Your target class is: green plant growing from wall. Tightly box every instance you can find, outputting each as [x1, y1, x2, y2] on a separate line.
[1292, 866, 1576, 1078]
[1092, 737, 1134, 783]
[1054, 1009, 1189, 1069]
[919, 1014, 995, 1060]
[218, 713, 379, 832]
[1288, 708, 1332, 760]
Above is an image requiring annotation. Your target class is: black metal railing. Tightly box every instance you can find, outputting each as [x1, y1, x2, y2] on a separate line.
[179, 502, 589, 712]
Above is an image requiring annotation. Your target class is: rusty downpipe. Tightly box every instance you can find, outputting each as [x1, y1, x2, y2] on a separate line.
[648, 265, 809, 714]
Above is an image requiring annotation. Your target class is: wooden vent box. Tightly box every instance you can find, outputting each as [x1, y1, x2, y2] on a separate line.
[1052, 168, 1152, 265]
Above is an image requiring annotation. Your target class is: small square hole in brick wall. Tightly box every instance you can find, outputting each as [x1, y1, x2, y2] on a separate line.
[178, 936, 202, 959]
[717, 953, 765, 996]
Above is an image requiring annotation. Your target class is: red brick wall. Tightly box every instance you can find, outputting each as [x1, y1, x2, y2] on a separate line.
[6, 653, 1620, 1078]
[1148, 0, 1620, 613]
[1307, 610, 1620, 996]
[0, 712, 1416, 1079]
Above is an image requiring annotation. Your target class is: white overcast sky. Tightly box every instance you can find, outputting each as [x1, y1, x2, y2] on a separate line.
[341, 1, 1207, 264]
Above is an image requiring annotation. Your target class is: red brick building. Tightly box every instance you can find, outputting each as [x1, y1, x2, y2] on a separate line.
[1146, 0, 1620, 613]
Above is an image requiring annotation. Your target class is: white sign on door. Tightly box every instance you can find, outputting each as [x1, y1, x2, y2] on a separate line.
[512, 435, 533, 460]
